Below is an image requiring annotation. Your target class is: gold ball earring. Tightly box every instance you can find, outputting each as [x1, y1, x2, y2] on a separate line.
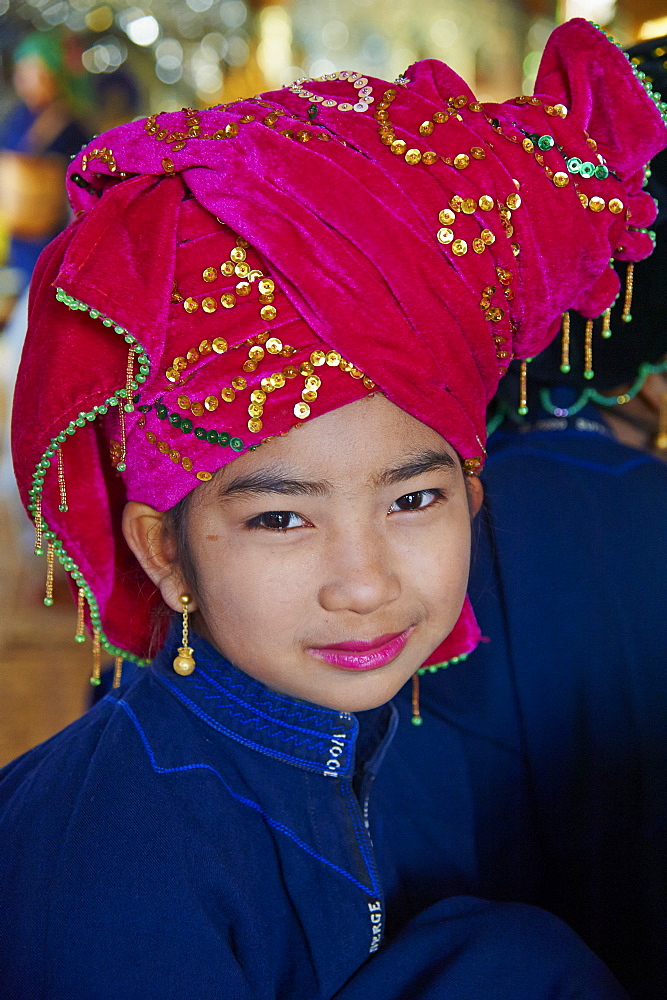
[173, 594, 196, 676]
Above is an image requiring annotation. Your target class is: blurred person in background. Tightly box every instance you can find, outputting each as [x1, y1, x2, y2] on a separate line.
[457, 33, 667, 999]
[0, 31, 91, 293]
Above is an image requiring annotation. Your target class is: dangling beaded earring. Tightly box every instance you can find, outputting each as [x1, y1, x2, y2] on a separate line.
[411, 672, 423, 726]
[173, 594, 196, 676]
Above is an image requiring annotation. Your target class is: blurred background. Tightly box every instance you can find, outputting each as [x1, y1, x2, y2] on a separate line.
[0, 0, 666, 766]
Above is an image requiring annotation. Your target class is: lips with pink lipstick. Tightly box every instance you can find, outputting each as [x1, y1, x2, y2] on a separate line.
[307, 627, 415, 671]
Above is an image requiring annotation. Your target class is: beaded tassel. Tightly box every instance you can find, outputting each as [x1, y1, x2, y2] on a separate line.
[601, 307, 612, 339]
[44, 542, 55, 606]
[657, 391, 667, 451]
[560, 311, 571, 373]
[91, 629, 102, 687]
[75, 587, 86, 643]
[411, 672, 422, 726]
[57, 446, 68, 512]
[518, 359, 528, 415]
[113, 656, 123, 689]
[622, 263, 634, 322]
[584, 319, 594, 380]
[116, 348, 135, 473]
[33, 494, 43, 556]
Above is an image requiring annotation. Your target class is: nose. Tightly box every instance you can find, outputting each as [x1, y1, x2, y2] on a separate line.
[317, 524, 401, 615]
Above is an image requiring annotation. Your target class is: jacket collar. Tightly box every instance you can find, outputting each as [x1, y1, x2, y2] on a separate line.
[151, 620, 371, 777]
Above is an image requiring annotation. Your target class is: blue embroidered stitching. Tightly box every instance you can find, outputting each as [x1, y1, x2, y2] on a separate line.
[119, 699, 375, 896]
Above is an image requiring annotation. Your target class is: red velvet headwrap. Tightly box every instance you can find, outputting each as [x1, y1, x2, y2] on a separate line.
[13, 19, 667, 665]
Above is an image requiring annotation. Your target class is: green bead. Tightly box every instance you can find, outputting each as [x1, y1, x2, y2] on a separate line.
[89, 676, 102, 687]
[103, 318, 113, 327]
[622, 313, 632, 323]
[59, 504, 68, 512]
[75, 635, 85, 643]
[57, 433, 67, 443]
[117, 462, 126, 472]
[518, 405, 528, 416]
[560, 364, 571, 374]
[34, 546, 44, 557]
[123, 404, 134, 413]
[584, 369, 594, 380]
[411, 716, 423, 727]
[602, 329, 612, 339]
[135, 374, 146, 383]
[307, 104, 319, 119]
[85, 412, 96, 421]
[75, 418, 86, 427]
[66, 426, 76, 435]
[44, 597, 54, 607]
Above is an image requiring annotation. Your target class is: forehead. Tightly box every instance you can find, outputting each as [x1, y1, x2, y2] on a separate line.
[222, 394, 453, 481]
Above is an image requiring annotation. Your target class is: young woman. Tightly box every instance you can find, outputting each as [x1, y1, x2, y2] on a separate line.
[2, 18, 665, 999]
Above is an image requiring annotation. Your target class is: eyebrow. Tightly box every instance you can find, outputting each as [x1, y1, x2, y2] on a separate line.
[374, 449, 457, 488]
[216, 469, 333, 501]
[216, 449, 457, 502]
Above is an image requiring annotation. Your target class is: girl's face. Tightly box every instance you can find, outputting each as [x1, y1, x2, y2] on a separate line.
[128, 394, 482, 712]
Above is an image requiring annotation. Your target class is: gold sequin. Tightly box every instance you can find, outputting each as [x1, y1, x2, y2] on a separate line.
[184, 297, 198, 313]
[249, 345, 265, 361]
[478, 195, 494, 212]
[199, 340, 212, 354]
[236, 281, 251, 296]
[608, 198, 624, 214]
[251, 389, 267, 404]
[146, 431, 156, 444]
[419, 121, 434, 135]
[300, 361, 315, 376]
[248, 418, 263, 433]
[310, 350, 326, 366]
[452, 95, 467, 108]
[553, 104, 568, 117]
[235, 262, 250, 278]
[221, 387, 236, 402]
[196, 471, 213, 482]
[231, 247, 246, 262]
[326, 351, 341, 366]
[231, 376, 247, 391]
[302, 390, 318, 403]
[221, 261, 235, 276]
[437, 228, 454, 245]
[260, 305, 277, 321]
[553, 172, 569, 188]
[186, 348, 200, 363]
[202, 297, 217, 313]
[438, 209, 456, 225]
[363, 377, 376, 389]
[248, 403, 264, 418]
[203, 267, 217, 282]
[166, 368, 179, 382]
[182, 457, 193, 472]
[470, 147, 486, 159]
[158, 440, 170, 454]
[284, 364, 299, 378]
[578, 192, 589, 208]
[294, 402, 311, 419]
[243, 360, 258, 373]
[391, 139, 407, 155]
[449, 195, 463, 212]
[462, 198, 476, 214]
[219, 293, 235, 310]
[191, 403, 204, 417]
[258, 278, 275, 295]
[454, 153, 470, 170]
[177, 395, 191, 410]
[204, 396, 218, 412]
[169, 449, 180, 464]
[452, 240, 467, 256]
[212, 338, 228, 354]
[433, 111, 448, 123]
[522, 138, 534, 152]
[162, 157, 175, 173]
[421, 151, 437, 165]
[510, 242, 520, 256]
[472, 239, 485, 254]
[405, 148, 422, 165]
[260, 378, 275, 392]
[305, 375, 322, 391]
[506, 193, 521, 210]
[485, 307, 504, 322]
[271, 372, 286, 388]
[589, 196, 605, 213]
[266, 337, 283, 354]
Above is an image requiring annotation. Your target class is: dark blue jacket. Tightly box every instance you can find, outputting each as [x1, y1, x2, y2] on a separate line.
[0, 620, 626, 1000]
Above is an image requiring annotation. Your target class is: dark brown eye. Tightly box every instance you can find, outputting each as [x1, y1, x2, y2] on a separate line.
[252, 511, 299, 530]
[390, 490, 443, 513]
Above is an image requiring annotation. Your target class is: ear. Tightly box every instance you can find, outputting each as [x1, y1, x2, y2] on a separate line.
[122, 501, 196, 613]
[465, 473, 484, 519]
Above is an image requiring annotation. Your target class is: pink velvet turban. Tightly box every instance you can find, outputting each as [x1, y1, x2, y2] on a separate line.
[13, 19, 667, 666]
